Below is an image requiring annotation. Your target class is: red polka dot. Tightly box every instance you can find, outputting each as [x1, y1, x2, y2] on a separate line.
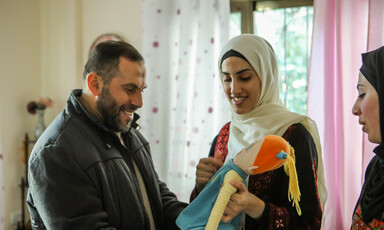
[153, 41, 159, 47]
[208, 107, 213, 113]
[156, 75, 160, 79]
[211, 37, 214, 44]
[153, 107, 158, 113]
[193, 127, 199, 133]
[177, 9, 181, 15]
[187, 141, 190, 147]
[156, 140, 160, 144]
[157, 9, 161, 13]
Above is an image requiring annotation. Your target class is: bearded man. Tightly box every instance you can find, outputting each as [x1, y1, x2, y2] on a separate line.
[27, 41, 187, 230]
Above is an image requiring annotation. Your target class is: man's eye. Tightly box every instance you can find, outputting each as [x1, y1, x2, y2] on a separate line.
[125, 88, 136, 93]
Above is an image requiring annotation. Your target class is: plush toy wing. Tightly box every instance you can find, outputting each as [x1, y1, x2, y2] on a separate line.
[205, 170, 241, 230]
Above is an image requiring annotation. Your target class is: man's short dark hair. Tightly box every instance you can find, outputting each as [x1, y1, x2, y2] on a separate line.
[83, 41, 144, 85]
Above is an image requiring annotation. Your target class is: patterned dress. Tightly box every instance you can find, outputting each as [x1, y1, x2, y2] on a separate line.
[351, 147, 384, 230]
[191, 122, 323, 230]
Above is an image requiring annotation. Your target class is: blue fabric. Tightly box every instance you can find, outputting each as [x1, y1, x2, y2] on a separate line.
[176, 160, 248, 230]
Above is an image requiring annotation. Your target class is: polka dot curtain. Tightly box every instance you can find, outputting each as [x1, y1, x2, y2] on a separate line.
[141, 0, 231, 202]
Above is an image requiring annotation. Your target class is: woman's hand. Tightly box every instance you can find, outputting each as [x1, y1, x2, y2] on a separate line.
[195, 157, 223, 193]
[222, 180, 265, 223]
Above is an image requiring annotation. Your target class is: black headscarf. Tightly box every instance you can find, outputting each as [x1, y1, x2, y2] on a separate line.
[359, 46, 384, 223]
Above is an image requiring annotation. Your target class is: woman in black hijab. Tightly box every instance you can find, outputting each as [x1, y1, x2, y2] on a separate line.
[352, 46, 384, 229]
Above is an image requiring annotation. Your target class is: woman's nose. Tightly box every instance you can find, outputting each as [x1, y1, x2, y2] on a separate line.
[352, 100, 360, 116]
[231, 80, 241, 95]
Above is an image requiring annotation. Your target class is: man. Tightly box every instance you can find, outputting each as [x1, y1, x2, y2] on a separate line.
[27, 41, 187, 229]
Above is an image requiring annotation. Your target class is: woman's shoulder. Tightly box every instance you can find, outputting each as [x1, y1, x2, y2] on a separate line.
[283, 123, 318, 159]
[283, 123, 311, 140]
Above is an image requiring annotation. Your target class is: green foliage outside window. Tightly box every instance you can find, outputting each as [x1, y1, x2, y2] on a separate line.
[255, 7, 313, 115]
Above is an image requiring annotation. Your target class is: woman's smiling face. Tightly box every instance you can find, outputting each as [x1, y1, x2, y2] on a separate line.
[352, 72, 381, 144]
[221, 56, 262, 114]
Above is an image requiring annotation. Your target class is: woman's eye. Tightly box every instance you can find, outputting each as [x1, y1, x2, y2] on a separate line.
[358, 93, 365, 98]
[222, 76, 232, 82]
[240, 76, 251, 81]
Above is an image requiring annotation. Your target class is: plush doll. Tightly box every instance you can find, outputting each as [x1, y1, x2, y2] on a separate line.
[176, 135, 301, 230]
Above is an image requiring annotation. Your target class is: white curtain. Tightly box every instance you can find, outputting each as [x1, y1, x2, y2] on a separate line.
[141, 0, 230, 202]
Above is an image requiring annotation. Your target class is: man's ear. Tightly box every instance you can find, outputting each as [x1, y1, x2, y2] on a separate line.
[86, 73, 103, 96]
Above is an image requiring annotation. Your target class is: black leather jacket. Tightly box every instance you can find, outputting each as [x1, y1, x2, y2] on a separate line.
[27, 89, 187, 230]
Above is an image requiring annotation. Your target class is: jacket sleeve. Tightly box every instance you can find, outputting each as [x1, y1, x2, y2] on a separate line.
[158, 178, 188, 230]
[246, 124, 323, 229]
[28, 145, 117, 230]
[132, 129, 188, 230]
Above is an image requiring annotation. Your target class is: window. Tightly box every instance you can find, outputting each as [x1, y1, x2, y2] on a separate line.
[230, 0, 313, 115]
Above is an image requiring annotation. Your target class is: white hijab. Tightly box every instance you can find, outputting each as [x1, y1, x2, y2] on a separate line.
[219, 34, 327, 211]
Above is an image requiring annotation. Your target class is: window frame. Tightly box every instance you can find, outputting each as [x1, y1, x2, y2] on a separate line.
[230, 0, 313, 34]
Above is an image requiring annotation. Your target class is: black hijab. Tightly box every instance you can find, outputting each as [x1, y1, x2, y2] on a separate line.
[359, 46, 384, 223]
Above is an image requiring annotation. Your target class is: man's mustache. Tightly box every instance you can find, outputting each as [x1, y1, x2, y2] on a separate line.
[120, 104, 139, 112]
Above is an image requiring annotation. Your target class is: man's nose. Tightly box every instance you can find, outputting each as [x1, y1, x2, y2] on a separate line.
[131, 92, 143, 108]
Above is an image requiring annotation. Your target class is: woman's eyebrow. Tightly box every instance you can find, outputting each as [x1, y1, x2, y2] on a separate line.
[221, 68, 252, 75]
[357, 84, 364, 90]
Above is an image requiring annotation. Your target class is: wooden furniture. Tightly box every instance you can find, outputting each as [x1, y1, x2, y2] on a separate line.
[19, 133, 35, 230]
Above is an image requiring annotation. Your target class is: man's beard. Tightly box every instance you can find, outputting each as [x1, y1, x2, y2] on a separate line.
[96, 87, 137, 132]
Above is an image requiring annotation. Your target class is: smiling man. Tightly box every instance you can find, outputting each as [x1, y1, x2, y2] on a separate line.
[27, 41, 187, 230]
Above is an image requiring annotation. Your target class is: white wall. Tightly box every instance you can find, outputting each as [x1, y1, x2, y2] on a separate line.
[0, 1, 142, 229]
[0, 1, 41, 229]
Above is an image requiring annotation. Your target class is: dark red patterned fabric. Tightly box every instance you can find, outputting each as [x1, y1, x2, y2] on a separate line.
[351, 204, 384, 230]
[214, 122, 230, 162]
[212, 122, 322, 229]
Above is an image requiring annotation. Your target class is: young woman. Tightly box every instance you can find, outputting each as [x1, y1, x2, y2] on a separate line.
[351, 46, 384, 229]
[191, 34, 327, 229]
